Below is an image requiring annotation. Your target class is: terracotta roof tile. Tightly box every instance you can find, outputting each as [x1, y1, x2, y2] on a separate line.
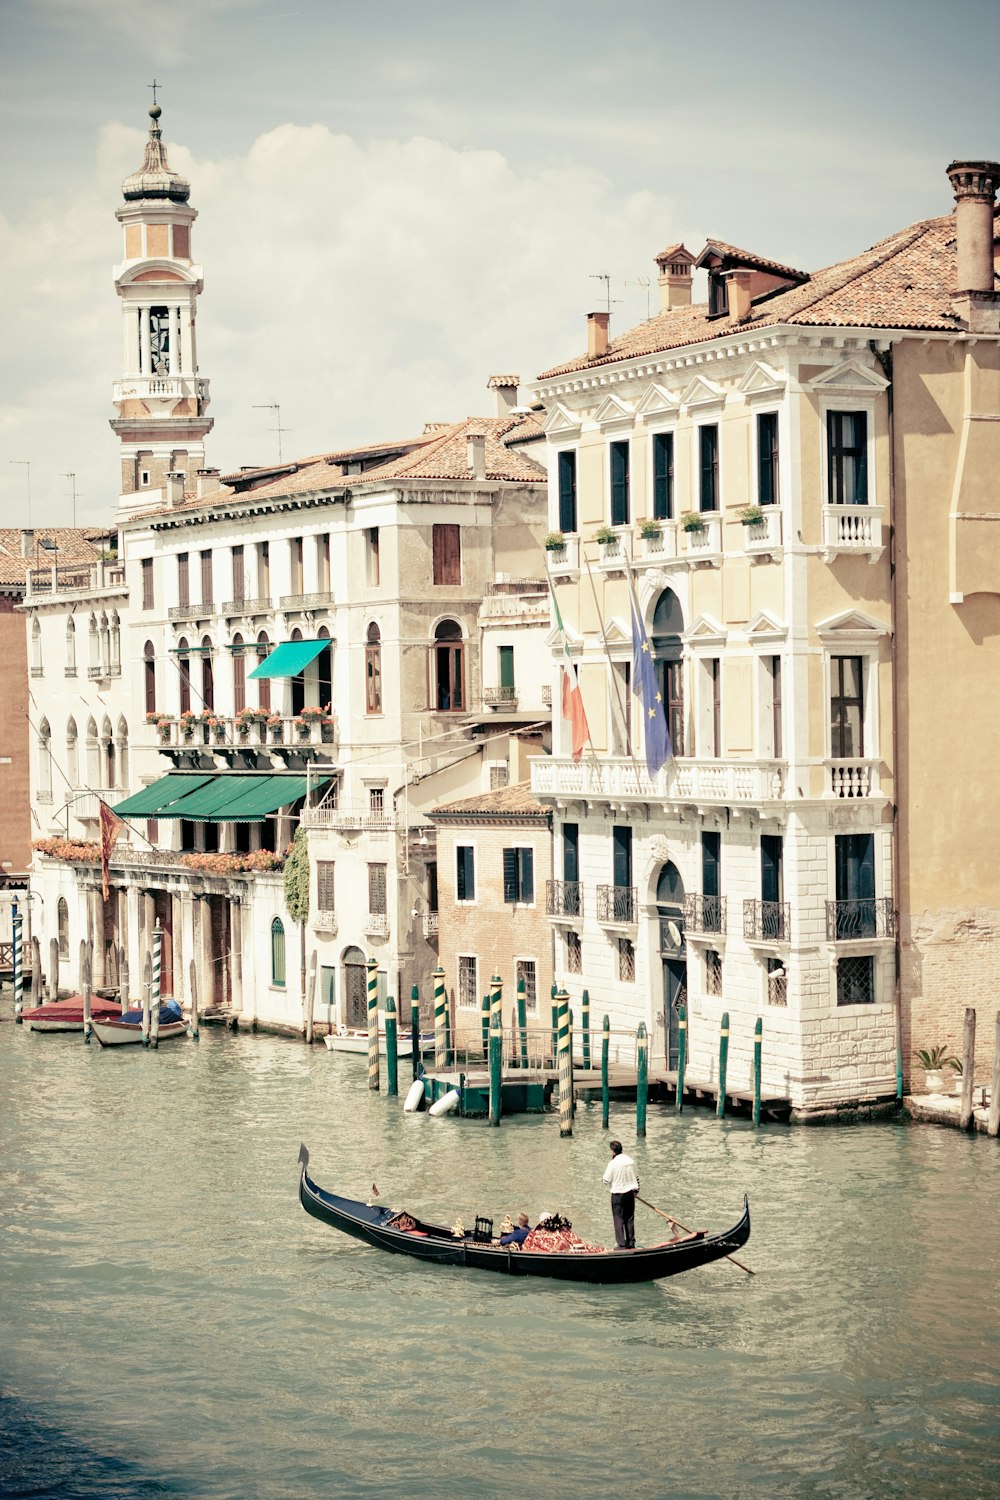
[429, 781, 549, 818]
[696, 238, 809, 281]
[0, 529, 101, 586]
[346, 413, 546, 486]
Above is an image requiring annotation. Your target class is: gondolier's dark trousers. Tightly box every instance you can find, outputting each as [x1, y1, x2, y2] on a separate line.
[611, 1190, 636, 1248]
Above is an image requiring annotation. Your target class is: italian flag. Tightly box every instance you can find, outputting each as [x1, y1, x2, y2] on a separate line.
[550, 582, 590, 761]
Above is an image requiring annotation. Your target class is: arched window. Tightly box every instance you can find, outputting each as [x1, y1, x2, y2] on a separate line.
[38, 719, 52, 798]
[31, 617, 42, 675]
[101, 716, 115, 790]
[149, 305, 172, 375]
[432, 620, 464, 712]
[99, 612, 110, 676]
[144, 641, 157, 714]
[652, 589, 685, 758]
[116, 717, 129, 792]
[65, 617, 77, 675]
[57, 898, 69, 959]
[177, 637, 191, 713]
[232, 633, 246, 714]
[66, 718, 78, 787]
[365, 623, 382, 714]
[110, 612, 121, 675]
[201, 635, 214, 711]
[86, 717, 100, 786]
[88, 613, 99, 673]
[256, 632, 271, 713]
[271, 918, 286, 987]
[317, 625, 332, 711]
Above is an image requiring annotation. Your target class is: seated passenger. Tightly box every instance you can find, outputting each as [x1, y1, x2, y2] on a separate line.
[499, 1213, 531, 1246]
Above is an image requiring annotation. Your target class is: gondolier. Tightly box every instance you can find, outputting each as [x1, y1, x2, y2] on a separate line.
[603, 1140, 639, 1249]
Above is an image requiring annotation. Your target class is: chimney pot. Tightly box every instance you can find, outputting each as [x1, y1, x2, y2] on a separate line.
[20, 529, 34, 558]
[196, 467, 220, 498]
[467, 431, 487, 480]
[587, 311, 610, 359]
[165, 471, 185, 506]
[654, 243, 695, 311]
[487, 375, 520, 417]
[947, 159, 1000, 297]
[725, 269, 754, 323]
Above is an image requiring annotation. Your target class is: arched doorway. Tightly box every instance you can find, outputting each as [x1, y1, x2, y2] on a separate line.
[342, 946, 367, 1029]
[656, 860, 686, 1069]
[652, 588, 684, 757]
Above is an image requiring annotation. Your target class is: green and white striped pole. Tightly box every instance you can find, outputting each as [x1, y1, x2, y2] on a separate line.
[752, 1016, 763, 1128]
[490, 973, 503, 1051]
[150, 921, 162, 1049]
[488, 1006, 503, 1127]
[557, 988, 572, 1137]
[551, 986, 559, 1069]
[675, 1003, 687, 1112]
[433, 966, 448, 1071]
[367, 957, 380, 1091]
[480, 992, 490, 1060]
[581, 988, 591, 1071]
[636, 1021, 648, 1136]
[717, 1010, 730, 1119]
[385, 994, 398, 1097]
[12, 899, 23, 1023]
[411, 984, 421, 1081]
[516, 977, 528, 1071]
[602, 1014, 610, 1129]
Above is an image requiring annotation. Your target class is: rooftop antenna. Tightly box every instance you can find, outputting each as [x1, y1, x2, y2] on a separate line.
[9, 461, 31, 527]
[589, 272, 620, 316]
[62, 472, 78, 528]
[253, 403, 289, 465]
[626, 275, 652, 320]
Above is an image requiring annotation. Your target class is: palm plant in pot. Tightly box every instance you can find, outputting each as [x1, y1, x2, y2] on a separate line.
[915, 1045, 960, 1094]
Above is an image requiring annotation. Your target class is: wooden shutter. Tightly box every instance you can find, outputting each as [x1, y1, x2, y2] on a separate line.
[519, 849, 534, 905]
[433, 524, 461, 585]
[558, 451, 577, 533]
[562, 823, 579, 883]
[653, 433, 673, 519]
[231, 546, 244, 601]
[201, 550, 213, 605]
[177, 553, 189, 607]
[613, 825, 632, 888]
[368, 863, 387, 914]
[611, 441, 630, 526]
[702, 832, 720, 897]
[317, 861, 335, 911]
[142, 558, 154, 610]
[760, 836, 783, 905]
[503, 848, 519, 903]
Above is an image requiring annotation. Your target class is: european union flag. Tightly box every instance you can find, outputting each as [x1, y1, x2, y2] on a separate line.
[630, 597, 671, 775]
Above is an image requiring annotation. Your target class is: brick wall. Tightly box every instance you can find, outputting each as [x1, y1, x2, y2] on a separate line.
[902, 906, 1000, 1087]
[0, 598, 30, 873]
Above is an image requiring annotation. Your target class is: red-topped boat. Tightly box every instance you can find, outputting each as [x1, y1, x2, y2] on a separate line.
[23, 996, 122, 1033]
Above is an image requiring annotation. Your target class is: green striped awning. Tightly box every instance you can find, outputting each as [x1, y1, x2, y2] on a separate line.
[113, 773, 332, 822]
[112, 774, 216, 818]
[248, 639, 327, 679]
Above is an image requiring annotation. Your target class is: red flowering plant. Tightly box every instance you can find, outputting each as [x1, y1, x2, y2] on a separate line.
[298, 704, 330, 722]
[178, 849, 286, 875]
[33, 837, 100, 863]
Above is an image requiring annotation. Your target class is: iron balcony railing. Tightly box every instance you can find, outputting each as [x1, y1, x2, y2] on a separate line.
[596, 884, 636, 925]
[684, 892, 726, 935]
[825, 898, 895, 941]
[222, 597, 272, 617]
[744, 899, 791, 943]
[279, 591, 335, 612]
[546, 879, 582, 919]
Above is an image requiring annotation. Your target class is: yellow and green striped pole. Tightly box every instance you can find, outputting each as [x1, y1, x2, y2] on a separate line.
[717, 1010, 730, 1118]
[385, 994, 398, 1096]
[488, 1006, 503, 1127]
[366, 957, 380, 1091]
[636, 1021, 648, 1136]
[557, 988, 572, 1137]
[752, 1016, 763, 1128]
[433, 966, 448, 1071]
[12, 899, 23, 1023]
[581, 988, 591, 1070]
[601, 1014, 610, 1129]
[675, 1003, 687, 1112]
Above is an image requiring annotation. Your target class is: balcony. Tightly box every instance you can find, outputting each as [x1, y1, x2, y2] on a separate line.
[365, 913, 389, 937]
[595, 531, 632, 575]
[635, 522, 681, 567]
[66, 788, 120, 823]
[541, 684, 552, 707]
[546, 879, 582, 921]
[483, 685, 518, 709]
[532, 755, 785, 808]
[743, 899, 791, 944]
[480, 580, 548, 623]
[300, 805, 395, 832]
[741, 507, 783, 556]
[152, 714, 337, 759]
[168, 602, 213, 622]
[826, 759, 881, 799]
[546, 537, 580, 578]
[681, 514, 723, 565]
[280, 591, 335, 613]
[25, 560, 127, 599]
[597, 884, 636, 926]
[312, 910, 338, 935]
[825, 898, 895, 942]
[684, 893, 727, 936]
[113, 375, 209, 405]
[222, 597, 272, 618]
[821, 504, 885, 563]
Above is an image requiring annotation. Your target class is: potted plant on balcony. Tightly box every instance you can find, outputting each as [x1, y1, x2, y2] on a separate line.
[206, 715, 228, 744]
[545, 531, 566, 553]
[266, 713, 284, 743]
[594, 525, 616, 546]
[739, 504, 764, 527]
[639, 518, 663, 540]
[292, 715, 311, 742]
[179, 709, 203, 743]
[235, 707, 257, 741]
[146, 711, 173, 743]
[681, 513, 706, 534]
[915, 1045, 959, 1094]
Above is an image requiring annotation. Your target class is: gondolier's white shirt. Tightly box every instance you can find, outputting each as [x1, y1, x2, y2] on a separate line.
[603, 1153, 639, 1193]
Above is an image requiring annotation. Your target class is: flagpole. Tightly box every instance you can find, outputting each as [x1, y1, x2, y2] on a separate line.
[581, 549, 646, 788]
[544, 562, 598, 763]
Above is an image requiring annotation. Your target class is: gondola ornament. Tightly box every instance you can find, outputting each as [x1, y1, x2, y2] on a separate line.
[451, 1217, 466, 1238]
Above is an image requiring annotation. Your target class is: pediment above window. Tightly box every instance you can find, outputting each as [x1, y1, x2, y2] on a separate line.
[683, 613, 727, 649]
[745, 609, 787, 643]
[544, 622, 583, 654]
[816, 608, 889, 644]
[679, 375, 725, 411]
[601, 616, 632, 647]
[737, 361, 786, 400]
[542, 403, 582, 439]
[806, 359, 889, 395]
[592, 393, 635, 429]
[634, 384, 680, 421]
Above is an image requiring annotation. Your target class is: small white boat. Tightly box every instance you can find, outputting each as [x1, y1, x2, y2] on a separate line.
[91, 1000, 188, 1047]
[324, 1029, 415, 1057]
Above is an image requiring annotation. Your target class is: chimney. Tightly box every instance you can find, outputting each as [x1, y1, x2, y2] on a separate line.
[20, 529, 34, 558]
[196, 467, 220, 498]
[587, 311, 610, 358]
[488, 374, 520, 416]
[654, 244, 695, 312]
[725, 269, 754, 323]
[466, 430, 487, 480]
[947, 159, 1000, 331]
[165, 471, 185, 506]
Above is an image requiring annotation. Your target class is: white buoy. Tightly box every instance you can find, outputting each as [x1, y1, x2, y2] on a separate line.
[403, 1078, 425, 1113]
[428, 1088, 460, 1117]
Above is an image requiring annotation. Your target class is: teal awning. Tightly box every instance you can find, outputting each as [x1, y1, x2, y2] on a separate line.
[112, 773, 332, 822]
[249, 639, 327, 679]
[112, 774, 215, 818]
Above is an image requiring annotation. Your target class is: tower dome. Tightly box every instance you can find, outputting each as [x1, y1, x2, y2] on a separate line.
[122, 105, 191, 203]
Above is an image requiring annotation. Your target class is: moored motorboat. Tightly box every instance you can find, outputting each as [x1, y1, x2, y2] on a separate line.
[23, 996, 123, 1033]
[297, 1145, 751, 1285]
[91, 1000, 187, 1047]
[324, 1028, 432, 1057]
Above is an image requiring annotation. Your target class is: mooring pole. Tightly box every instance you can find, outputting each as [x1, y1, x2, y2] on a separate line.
[11, 899, 23, 1023]
[141, 951, 152, 1047]
[752, 1017, 763, 1128]
[480, 992, 490, 1061]
[188, 958, 199, 1040]
[717, 1010, 729, 1118]
[959, 1006, 976, 1132]
[488, 1006, 503, 1127]
[411, 985, 421, 1081]
[557, 988, 572, 1137]
[385, 994, 398, 1096]
[490, 973, 503, 1060]
[366, 957, 380, 1092]
[433, 966, 447, 1071]
[304, 951, 317, 1046]
[581, 988, 591, 1071]
[82, 952, 92, 1045]
[118, 945, 126, 1007]
[676, 1003, 687, 1112]
[601, 1014, 610, 1129]
[551, 984, 558, 1068]
[517, 977, 528, 1071]
[636, 1021, 648, 1136]
[31, 936, 42, 1007]
[150, 920, 162, 1049]
[49, 937, 59, 1002]
[987, 1011, 999, 1139]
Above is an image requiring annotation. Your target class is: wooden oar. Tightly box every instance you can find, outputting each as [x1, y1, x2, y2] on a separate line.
[637, 1195, 755, 1275]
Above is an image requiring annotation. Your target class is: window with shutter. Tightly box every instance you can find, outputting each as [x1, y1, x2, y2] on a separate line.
[757, 413, 779, 505]
[432, 524, 461, 585]
[200, 550, 213, 606]
[456, 845, 475, 902]
[827, 411, 868, 505]
[177, 553, 189, 608]
[504, 848, 534, 903]
[699, 425, 719, 512]
[557, 451, 577, 533]
[368, 863, 387, 915]
[231, 546, 244, 602]
[503, 848, 519, 903]
[610, 440, 630, 526]
[316, 861, 335, 912]
[142, 558, 154, 610]
[652, 432, 674, 520]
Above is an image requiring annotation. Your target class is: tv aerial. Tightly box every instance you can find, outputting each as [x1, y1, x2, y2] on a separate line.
[626, 275, 652, 320]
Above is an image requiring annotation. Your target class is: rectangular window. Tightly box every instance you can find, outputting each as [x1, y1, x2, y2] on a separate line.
[834, 833, 876, 939]
[498, 644, 515, 694]
[200, 549, 213, 607]
[610, 440, 630, 527]
[458, 955, 478, 1008]
[489, 763, 509, 790]
[708, 273, 728, 318]
[257, 540, 270, 597]
[432, 524, 461, 585]
[318, 534, 331, 592]
[767, 655, 782, 758]
[699, 425, 719, 512]
[232, 643, 245, 714]
[365, 635, 382, 714]
[562, 822, 579, 884]
[837, 953, 875, 1006]
[618, 937, 635, 983]
[566, 930, 582, 974]
[557, 450, 577, 534]
[761, 835, 783, 905]
[367, 527, 380, 587]
[828, 411, 868, 505]
[706, 949, 723, 996]
[142, 558, 154, 610]
[231, 545, 244, 603]
[757, 412, 779, 505]
[610, 660, 632, 757]
[652, 432, 674, 520]
[426, 862, 438, 914]
[290, 537, 304, 593]
[516, 958, 538, 1011]
[368, 863, 387, 915]
[503, 847, 534, 904]
[666, 659, 684, 757]
[316, 860, 335, 912]
[368, 786, 385, 817]
[456, 844, 476, 902]
[146, 818, 159, 845]
[702, 831, 721, 899]
[613, 824, 632, 889]
[177, 552, 189, 608]
[831, 656, 864, 758]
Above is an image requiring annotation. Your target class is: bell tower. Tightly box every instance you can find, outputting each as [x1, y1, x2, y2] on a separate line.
[111, 101, 213, 514]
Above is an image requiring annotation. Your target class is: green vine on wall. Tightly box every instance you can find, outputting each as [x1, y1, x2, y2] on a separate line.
[283, 826, 310, 922]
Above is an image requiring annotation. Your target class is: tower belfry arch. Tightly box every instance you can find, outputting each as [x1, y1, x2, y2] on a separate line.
[110, 100, 213, 514]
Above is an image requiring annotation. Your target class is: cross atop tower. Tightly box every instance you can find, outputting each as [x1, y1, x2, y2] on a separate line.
[148, 78, 161, 108]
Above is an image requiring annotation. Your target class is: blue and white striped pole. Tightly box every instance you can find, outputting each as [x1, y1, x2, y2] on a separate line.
[150, 921, 162, 1049]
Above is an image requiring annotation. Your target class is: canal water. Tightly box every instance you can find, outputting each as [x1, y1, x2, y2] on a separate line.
[1, 1009, 998, 1500]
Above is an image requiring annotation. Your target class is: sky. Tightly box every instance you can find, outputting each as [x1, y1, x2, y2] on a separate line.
[0, 0, 997, 529]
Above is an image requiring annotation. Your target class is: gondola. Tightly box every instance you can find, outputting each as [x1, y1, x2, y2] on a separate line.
[298, 1145, 751, 1285]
